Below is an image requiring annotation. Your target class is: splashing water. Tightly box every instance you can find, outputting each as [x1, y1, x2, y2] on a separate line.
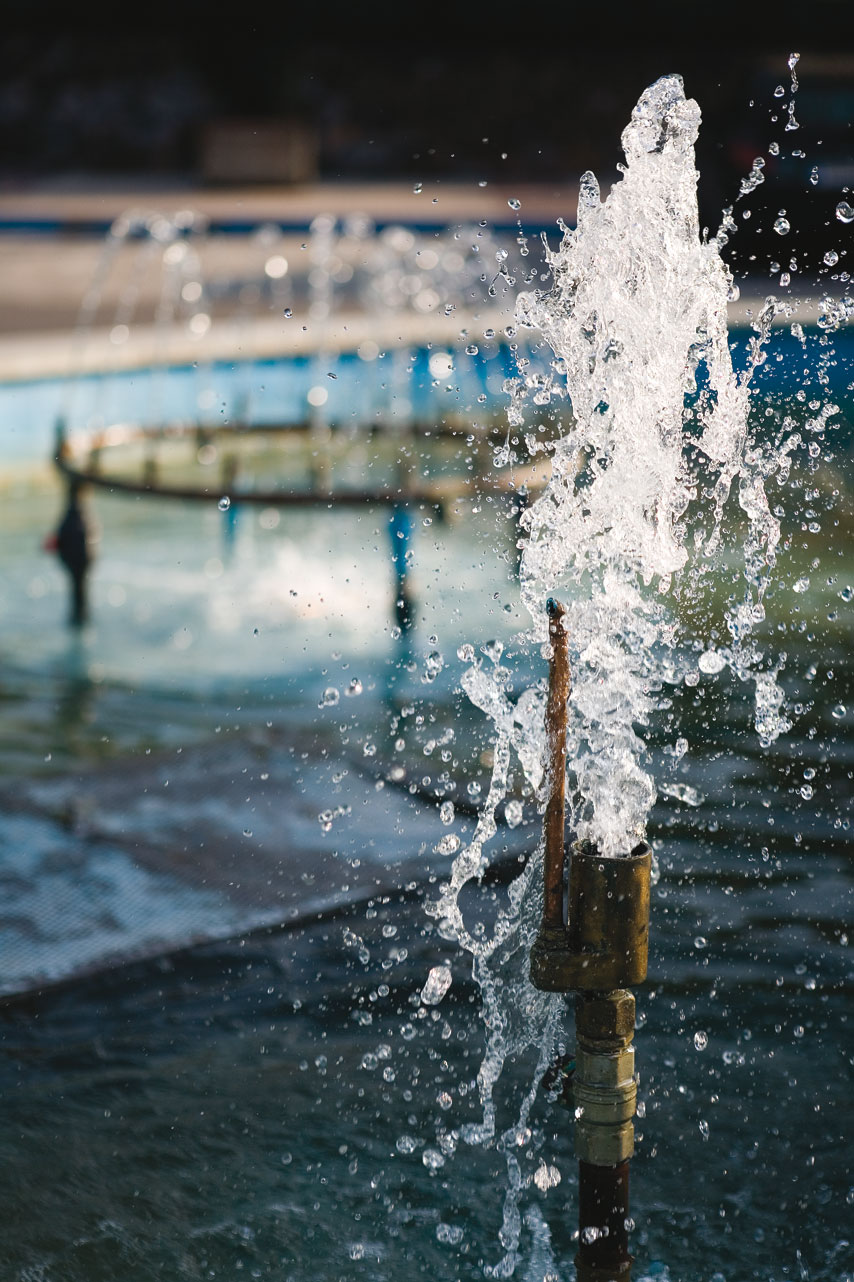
[428, 75, 803, 1276]
[513, 74, 802, 854]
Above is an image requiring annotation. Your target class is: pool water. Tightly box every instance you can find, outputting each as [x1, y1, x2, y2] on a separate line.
[0, 342, 520, 466]
[0, 375, 852, 1280]
[3, 324, 854, 465]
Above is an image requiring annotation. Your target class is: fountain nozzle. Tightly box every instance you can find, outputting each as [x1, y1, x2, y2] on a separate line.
[529, 599, 653, 1280]
[531, 599, 651, 992]
[531, 841, 651, 991]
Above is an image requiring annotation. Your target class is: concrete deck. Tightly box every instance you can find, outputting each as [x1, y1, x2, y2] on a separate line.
[0, 179, 578, 232]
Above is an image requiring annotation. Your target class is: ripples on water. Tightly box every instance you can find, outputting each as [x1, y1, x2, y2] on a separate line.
[0, 435, 851, 1281]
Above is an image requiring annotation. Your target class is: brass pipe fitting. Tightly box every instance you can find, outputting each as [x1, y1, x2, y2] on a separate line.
[576, 1117, 635, 1166]
[576, 989, 636, 1047]
[573, 988, 638, 1166]
[531, 841, 651, 992]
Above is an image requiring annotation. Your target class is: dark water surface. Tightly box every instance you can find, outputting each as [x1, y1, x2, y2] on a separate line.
[0, 459, 852, 1280]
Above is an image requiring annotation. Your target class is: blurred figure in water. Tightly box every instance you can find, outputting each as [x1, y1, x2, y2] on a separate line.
[46, 479, 93, 627]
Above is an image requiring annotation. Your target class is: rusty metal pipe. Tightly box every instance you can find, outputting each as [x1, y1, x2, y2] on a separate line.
[542, 597, 570, 928]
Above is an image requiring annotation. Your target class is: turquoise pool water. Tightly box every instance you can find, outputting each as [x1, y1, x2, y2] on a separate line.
[3, 325, 853, 464]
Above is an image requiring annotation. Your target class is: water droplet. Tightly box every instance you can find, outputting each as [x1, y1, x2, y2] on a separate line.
[505, 799, 524, 829]
[396, 1134, 417, 1153]
[824, 250, 839, 266]
[792, 576, 810, 594]
[434, 833, 460, 856]
[436, 1223, 464, 1244]
[422, 1147, 445, 1170]
[348, 1243, 365, 1261]
[836, 200, 854, 223]
[465, 343, 479, 355]
[318, 687, 339, 708]
[698, 650, 726, 675]
[345, 678, 363, 697]
[508, 197, 521, 210]
[533, 1162, 561, 1190]
[699, 1119, 710, 1140]
[774, 214, 791, 235]
[440, 800, 455, 826]
[218, 496, 231, 511]
[839, 585, 852, 602]
[423, 651, 444, 683]
[831, 703, 846, 719]
[694, 1030, 708, 1051]
[773, 85, 786, 98]
[421, 965, 452, 1005]
[800, 784, 814, 800]
[413, 182, 423, 195]
[283, 307, 292, 317]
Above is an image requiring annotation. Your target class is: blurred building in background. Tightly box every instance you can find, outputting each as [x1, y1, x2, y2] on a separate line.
[0, 5, 851, 253]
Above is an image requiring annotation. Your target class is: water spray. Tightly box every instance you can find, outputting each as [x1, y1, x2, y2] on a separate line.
[531, 599, 650, 1282]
